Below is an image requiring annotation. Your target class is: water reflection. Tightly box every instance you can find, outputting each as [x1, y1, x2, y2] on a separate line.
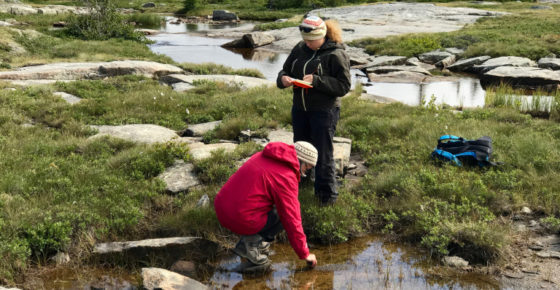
[209, 236, 499, 289]
[362, 77, 486, 108]
[148, 22, 287, 81]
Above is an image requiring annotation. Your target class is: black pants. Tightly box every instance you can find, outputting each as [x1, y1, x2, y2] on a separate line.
[292, 106, 340, 202]
[257, 208, 283, 242]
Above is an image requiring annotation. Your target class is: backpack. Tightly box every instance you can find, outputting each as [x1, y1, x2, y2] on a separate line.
[431, 135, 498, 167]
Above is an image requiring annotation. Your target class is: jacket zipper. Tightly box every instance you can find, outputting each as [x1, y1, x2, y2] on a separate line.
[301, 51, 317, 111]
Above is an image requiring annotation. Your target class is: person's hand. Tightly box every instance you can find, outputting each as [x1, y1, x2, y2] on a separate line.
[305, 253, 317, 268]
[303, 74, 314, 84]
[281, 75, 293, 87]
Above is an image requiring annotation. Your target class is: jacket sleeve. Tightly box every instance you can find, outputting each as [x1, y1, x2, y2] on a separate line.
[312, 49, 351, 97]
[268, 172, 310, 260]
[276, 44, 299, 89]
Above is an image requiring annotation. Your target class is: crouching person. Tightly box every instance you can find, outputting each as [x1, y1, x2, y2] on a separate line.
[214, 141, 318, 268]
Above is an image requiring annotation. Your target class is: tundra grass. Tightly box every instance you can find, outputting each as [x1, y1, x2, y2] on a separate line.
[1, 74, 560, 283]
[349, 2, 560, 60]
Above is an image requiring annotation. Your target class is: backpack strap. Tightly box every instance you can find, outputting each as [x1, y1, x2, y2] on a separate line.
[431, 149, 462, 166]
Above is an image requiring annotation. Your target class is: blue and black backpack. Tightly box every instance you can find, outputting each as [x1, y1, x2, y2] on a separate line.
[431, 135, 498, 167]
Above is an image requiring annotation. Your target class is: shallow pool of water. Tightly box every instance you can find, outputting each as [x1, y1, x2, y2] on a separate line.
[39, 235, 499, 289]
[148, 21, 288, 81]
[207, 236, 498, 289]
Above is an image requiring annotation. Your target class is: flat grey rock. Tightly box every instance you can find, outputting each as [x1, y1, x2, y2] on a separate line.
[419, 50, 454, 64]
[185, 121, 222, 137]
[0, 60, 183, 81]
[366, 65, 431, 75]
[142, 267, 208, 290]
[447, 56, 491, 72]
[474, 56, 537, 73]
[481, 66, 560, 88]
[94, 237, 199, 254]
[90, 124, 179, 144]
[53, 91, 81, 105]
[158, 160, 200, 193]
[161, 74, 274, 89]
[188, 142, 237, 161]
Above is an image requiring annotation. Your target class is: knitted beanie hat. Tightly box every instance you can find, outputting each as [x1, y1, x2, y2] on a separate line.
[295, 141, 318, 166]
[300, 16, 327, 41]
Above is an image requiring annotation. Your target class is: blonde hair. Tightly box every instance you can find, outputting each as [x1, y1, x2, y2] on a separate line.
[325, 19, 343, 44]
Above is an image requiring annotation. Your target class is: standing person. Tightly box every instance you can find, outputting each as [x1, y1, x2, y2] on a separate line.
[277, 16, 351, 205]
[214, 141, 319, 268]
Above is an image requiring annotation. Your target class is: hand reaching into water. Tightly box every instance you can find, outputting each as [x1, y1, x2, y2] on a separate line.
[305, 253, 317, 268]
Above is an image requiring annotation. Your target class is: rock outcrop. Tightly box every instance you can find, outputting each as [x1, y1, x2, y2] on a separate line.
[157, 160, 200, 193]
[0, 61, 183, 82]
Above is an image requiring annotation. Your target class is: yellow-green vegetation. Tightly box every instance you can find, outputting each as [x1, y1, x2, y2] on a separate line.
[486, 84, 560, 119]
[178, 63, 264, 79]
[349, 2, 560, 59]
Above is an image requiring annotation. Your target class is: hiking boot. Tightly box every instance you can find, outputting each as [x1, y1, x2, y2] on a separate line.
[232, 235, 269, 265]
[259, 240, 271, 255]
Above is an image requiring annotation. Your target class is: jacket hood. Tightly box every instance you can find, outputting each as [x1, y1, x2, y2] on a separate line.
[262, 142, 301, 180]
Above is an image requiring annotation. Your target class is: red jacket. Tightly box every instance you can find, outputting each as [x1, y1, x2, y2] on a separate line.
[214, 142, 309, 259]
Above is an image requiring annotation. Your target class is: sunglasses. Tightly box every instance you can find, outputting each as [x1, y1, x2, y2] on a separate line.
[299, 26, 316, 33]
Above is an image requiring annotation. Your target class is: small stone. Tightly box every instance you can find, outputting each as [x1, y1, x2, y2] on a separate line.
[50, 252, 70, 265]
[529, 220, 538, 227]
[442, 256, 469, 267]
[536, 250, 560, 259]
[521, 207, 532, 214]
[196, 194, 209, 208]
[170, 260, 196, 278]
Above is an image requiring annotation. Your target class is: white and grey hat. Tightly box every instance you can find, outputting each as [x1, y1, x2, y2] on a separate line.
[295, 141, 318, 166]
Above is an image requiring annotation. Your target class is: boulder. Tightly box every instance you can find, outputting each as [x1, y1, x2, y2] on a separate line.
[142, 2, 156, 8]
[473, 56, 537, 73]
[53, 91, 81, 105]
[183, 121, 222, 137]
[418, 50, 454, 64]
[0, 20, 12, 26]
[447, 56, 491, 72]
[223, 32, 275, 49]
[157, 160, 200, 193]
[212, 10, 238, 21]
[90, 124, 179, 144]
[480, 66, 560, 89]
[538, 58, 560, 70]
[142, 268, 207, 290]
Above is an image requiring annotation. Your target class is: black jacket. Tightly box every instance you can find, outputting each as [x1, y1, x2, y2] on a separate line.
[277, 39, 351, 111]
